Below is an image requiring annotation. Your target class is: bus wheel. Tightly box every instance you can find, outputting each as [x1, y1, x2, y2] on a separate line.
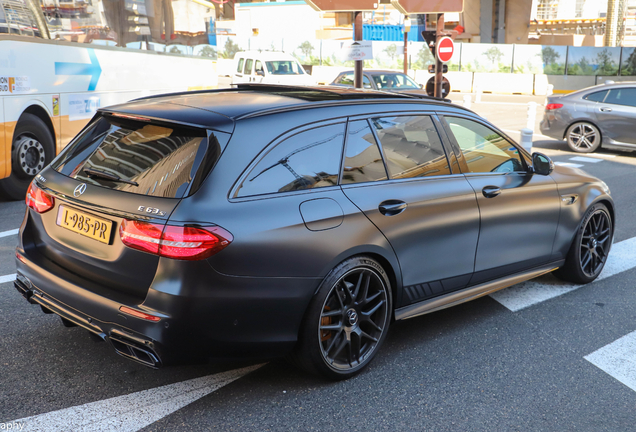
[0, 113, 55, 201]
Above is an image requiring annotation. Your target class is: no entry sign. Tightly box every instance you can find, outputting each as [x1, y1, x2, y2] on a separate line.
[436, 36, 454, 63]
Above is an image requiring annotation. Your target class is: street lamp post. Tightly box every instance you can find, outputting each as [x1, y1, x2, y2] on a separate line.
[403, 16, 410, 74]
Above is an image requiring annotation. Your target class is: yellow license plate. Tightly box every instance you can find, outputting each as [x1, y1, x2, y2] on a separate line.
[56, 205, 113, 244]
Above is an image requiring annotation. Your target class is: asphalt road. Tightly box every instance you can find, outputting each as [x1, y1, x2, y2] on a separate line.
[2, 96, 636, 431]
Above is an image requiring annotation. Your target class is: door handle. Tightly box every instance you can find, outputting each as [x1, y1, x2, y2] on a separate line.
[379, 200, 407, 216]
[482, 186, 501, 198]
[600, 107, 612, 112]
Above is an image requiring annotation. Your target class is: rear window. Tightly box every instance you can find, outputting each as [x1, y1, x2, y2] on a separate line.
[52, 115, 228, 198]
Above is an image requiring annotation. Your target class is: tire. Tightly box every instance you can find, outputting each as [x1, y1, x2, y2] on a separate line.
[565, 122, 601, 153]
[554, 203, 612, 284]
[0, 113, 55, 201]
[289, 256, 392, 380]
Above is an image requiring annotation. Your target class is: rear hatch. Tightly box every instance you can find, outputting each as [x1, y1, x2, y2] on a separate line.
[24, 112, 229, 302]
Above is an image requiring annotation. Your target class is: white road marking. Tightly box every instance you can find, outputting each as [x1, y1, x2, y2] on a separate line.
[555, 162, 584, 168]
[0, 228, 18, 238]
[585, 330, 636, 392]
[0, 273, 16, 284]
[570, 156, 603, 163]
[595, 153, 617, 158]
[491, 236, 636, 312]
[11, 364, 263, 432]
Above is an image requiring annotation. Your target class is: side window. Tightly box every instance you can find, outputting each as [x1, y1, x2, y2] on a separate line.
[370, 115, 451, 179]
[584, 90, 608, 102]
[339, 73, 354, 86]
[445, 116, 525, 174]
[255, 60, 264, 74]
[244, 59, 253, 74]
[604, 88, 636, 107]
[235, 123, 345, 197]
[342, 120, 388, 185]
[236, 58, 244, 73]
[362, 75, 372, 89]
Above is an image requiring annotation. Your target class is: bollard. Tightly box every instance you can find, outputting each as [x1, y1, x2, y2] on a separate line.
[474, 83, 482, 103]
[526, 101, 538, 132]
[520, 128, 533, 154]
[462, 94, 472, 109]
[547, 84, 554, 96]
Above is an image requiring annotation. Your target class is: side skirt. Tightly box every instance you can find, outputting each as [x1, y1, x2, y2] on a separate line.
[394, 261, 564, 321]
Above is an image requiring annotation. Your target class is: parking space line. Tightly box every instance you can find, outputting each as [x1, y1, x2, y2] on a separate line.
[10, 364, 263, 432]
[490, 236, 636, 312]
[585, 330, 636, 392]
[555, 162, 584, 168]
[570, 156, 603, 163]
[0, 228, 19, 238]
[0, 274, 16, 284]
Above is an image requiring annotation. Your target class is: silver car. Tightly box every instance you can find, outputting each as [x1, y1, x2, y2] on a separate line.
[540, 82, 636, 153]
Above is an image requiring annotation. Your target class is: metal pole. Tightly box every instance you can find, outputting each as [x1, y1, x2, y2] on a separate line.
[403, 16, 408, 74]
[354, 11, 363, 89]
[434, 13, 444, 98]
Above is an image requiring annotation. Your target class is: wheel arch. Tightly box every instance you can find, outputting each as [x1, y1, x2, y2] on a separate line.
[19, 104, 56, 148]
[312, 245, 403, 316]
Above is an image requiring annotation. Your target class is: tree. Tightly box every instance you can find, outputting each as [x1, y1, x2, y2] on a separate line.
[484, 47, 504, 67]
[541, 46, 560, 66]
[168, 46, 182, 54]
[384, 44, 398, 62]
[623, 48, 636, 75]
[199, 45, 217, 59]
[220, 39, 241, 59]
[596, 48, 617, 75]
[413, 46, 433, 70]
[298, 41, 314, 58]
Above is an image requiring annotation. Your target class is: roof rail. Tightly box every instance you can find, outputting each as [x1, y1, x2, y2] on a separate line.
[131, 83, 451, 103]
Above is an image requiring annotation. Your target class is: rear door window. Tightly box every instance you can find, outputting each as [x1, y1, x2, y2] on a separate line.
[52, 116, 226, 198]
[236, 58, 244, 73]
[584, 90, 608, 102]
[370, 115, 451, 179]
[235, 123, 345, 197]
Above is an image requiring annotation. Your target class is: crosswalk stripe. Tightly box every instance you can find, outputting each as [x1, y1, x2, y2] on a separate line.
[10, 364, 263, 432]
[555, 162, 584, 168]
[490, 236, 636, 312]
[570, 156, 603, 163]
[585, 330, 636, 392]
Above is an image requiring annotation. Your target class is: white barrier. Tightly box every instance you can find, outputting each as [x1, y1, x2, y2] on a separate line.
[520, 128, 533, 154]
[473, 72, 534, 94]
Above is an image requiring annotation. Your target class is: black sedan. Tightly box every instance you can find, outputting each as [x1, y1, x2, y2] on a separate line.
[15, 85, 614, 380]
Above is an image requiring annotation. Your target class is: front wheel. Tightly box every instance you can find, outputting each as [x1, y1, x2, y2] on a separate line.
[290, 256, 392, 380]
[554, 203, 612, 284]
[0, 113, 55, 200]
[566, 122, 601, 153]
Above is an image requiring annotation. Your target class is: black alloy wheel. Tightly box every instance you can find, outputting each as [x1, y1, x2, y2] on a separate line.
[319, 267, 389, 371]
[579, 207, 612, 278]
[554, 203, 612, 284]
[290, 256, 392, 380]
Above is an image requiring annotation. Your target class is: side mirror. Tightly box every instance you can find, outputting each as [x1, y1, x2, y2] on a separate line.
[420, 83, 424, 89]
[256, 70, 264, 76]
[532, 152, 554, 176]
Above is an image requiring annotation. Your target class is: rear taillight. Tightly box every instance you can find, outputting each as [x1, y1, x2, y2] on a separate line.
[26, 181, 54, 213]
[119, 219, 233, 260]
[545, 103, 563, 110]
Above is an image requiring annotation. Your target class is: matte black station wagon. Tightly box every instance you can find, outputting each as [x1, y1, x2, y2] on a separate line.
[15, 85, 614, 379]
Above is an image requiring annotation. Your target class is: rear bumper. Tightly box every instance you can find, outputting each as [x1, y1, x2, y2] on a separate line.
[15, 247, 320, 368]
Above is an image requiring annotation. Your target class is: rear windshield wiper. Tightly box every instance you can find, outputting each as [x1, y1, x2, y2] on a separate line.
[83, 167, 139, 186]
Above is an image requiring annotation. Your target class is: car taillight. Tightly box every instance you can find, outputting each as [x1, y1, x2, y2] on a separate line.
[545, 103, 563, 110]
[26, 181, 54, 213]
[119, 219, 233, 260]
